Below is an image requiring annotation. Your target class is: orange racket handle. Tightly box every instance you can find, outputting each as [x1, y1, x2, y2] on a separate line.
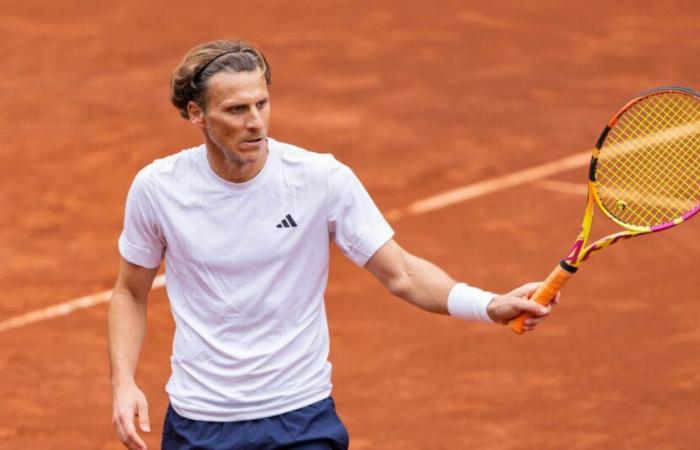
[508, 263, 575, 334]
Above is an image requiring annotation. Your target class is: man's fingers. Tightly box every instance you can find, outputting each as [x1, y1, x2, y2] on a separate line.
[511, 282, 541, 298]
[511, 282, 562, 306]
[126, 438, 147, 450]
[137, 400, 151, 433]
[525, 315, 546, 326]
[118, 409, 147, 450]
[125, 431, 147, 450]
[516, 298, 550, 317]
[112, 412, 128, 444]
[551, 291, 562, 305]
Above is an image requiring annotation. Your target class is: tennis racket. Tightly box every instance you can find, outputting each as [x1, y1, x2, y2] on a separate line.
[509, 86, 700, 334]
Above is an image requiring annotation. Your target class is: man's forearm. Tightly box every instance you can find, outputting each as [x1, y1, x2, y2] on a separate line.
[108, 289, 148, 387]
[367, 240, 553, 329]
[387, 252, 456, 315]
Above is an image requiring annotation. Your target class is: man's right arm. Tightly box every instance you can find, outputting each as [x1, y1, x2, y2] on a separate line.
[108, 257, 158, 450]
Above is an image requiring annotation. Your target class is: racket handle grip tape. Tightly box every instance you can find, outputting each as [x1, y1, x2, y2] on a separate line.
[508, 262, 575, 334]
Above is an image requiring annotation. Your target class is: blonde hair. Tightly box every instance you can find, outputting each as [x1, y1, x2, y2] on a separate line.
[170, 39, 271, 119]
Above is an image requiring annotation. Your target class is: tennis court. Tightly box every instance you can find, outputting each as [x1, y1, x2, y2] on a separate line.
[1, 1, 699, 449]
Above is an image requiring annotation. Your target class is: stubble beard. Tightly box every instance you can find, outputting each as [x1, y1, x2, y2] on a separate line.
[207, 130, 257, 171]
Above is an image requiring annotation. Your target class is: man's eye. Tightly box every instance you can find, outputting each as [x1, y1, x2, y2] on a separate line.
[256, 100, 268, 109]
[229, 106, 247, 113]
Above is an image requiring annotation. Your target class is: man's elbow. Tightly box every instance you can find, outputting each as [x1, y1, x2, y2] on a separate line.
[112, 284, 148, 305]
[385, 273, 412, 300]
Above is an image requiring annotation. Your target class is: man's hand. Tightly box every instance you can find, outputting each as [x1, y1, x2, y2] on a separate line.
[487, 282, 561, 331]
[112, 380, 151, 450]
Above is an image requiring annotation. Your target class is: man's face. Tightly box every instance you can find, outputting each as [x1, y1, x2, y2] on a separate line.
[190, 68, 270, 167]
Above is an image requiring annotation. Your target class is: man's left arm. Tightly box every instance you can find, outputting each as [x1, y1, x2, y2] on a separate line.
[365, 239, 557, 332]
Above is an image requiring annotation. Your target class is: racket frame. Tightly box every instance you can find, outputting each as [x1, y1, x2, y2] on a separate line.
[570, 86, 700, 269]
[508, 86, 700, 334]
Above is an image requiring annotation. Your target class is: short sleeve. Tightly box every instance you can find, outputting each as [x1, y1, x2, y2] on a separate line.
[327, 160, 394, 266]
[118, 167, 165, 269]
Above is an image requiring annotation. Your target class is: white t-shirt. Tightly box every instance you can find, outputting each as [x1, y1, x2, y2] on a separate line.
[119, 138, 394, 421]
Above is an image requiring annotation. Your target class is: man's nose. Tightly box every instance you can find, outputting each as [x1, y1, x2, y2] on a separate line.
[246, 109, 263, 129]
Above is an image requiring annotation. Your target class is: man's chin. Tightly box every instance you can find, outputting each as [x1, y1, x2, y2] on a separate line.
[225, 148, 264, 167]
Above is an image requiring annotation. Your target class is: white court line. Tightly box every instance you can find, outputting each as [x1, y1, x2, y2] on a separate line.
[0, 275, 166, 333]
[533, 179, 587, 196]
[384, 150, 590, 220]
[0, 150, 593, 334]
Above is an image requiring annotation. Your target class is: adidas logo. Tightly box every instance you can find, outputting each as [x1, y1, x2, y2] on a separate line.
[276, 214, 298, 228]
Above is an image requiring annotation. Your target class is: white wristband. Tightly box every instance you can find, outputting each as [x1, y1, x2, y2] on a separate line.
[447, 282, 496, 323]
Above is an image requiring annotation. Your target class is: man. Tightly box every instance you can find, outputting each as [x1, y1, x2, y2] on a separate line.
[108, 39, 556, 450]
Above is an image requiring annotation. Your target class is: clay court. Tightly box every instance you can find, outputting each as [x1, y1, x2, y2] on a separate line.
[1, 1, 699, 449]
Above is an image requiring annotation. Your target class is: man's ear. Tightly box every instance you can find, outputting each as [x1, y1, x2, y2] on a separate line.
[188, 101, 205, 128]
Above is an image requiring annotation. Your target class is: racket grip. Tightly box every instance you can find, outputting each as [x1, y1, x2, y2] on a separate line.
[508, 263, 574, 334]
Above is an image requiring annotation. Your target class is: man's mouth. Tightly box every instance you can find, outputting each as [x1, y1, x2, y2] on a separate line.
[239, 137, 265, 150]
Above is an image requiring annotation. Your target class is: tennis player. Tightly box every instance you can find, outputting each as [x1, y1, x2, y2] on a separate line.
[108, 39, 557, 450]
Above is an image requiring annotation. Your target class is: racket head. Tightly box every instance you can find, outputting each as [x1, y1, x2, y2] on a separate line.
[589, 86, 700, 233]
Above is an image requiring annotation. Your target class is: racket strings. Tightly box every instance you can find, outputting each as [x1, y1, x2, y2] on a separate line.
[604, 97, 700, 223]
[608, 106, 700, 223]
[603, 116, 696, 217]
[595, 91, 700, 227]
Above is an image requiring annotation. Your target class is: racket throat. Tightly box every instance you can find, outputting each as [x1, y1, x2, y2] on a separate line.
[562, 238, 586, 269]
[559, 259, 578, 273]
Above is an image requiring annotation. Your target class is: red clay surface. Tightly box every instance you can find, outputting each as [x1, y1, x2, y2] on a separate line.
[1, 1, 699, 449]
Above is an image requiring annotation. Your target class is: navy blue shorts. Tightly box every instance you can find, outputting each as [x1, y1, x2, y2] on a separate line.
[161, 397, 349, 450]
